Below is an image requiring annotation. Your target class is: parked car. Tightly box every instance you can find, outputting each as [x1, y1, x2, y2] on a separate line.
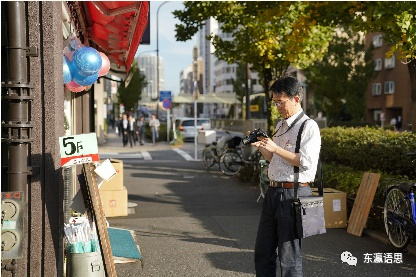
[178, 118, 211, 141]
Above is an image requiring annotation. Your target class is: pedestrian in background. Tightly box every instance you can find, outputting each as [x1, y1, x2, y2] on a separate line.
[127, 114, 136, 147]
[120, 113, 129, 147]
[137, 115, 146, 145]
[117, 114, 123, 137]
[251, 75, 321, 277]
[149, 114, 160, 145]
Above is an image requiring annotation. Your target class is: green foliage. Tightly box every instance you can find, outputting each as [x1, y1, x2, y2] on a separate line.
[174, 1, 334, 133]
[321, 126, 416, 178]
[117, 60, 147, 112]
[320, 127, 416, 231]
[305, 27, 376, 121]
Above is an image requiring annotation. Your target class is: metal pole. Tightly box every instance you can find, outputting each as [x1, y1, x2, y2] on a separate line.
[193, 46, 198, 160]
[156, 1, 169, 119]
[3, 1, 32, 193]
[2, 2, 34, 274]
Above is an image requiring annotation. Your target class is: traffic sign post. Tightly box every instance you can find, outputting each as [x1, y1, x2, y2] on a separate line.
[159, 91, 172, 142]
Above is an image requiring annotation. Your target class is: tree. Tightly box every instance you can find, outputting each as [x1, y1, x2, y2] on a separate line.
[303, 1, 416, 132]
[174, 1, 333, 133]
[117, 60, 147, 113]
[305, 27, 376, 122]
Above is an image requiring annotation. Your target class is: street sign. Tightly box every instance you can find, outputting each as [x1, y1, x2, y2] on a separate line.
[250, 105, 259, 112]
[59, 133, 99, 167]
[159, 91, 172, 102]
[162, 99, 172, 109]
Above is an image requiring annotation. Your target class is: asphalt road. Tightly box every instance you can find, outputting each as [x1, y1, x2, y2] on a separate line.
[99, 132, 416, 277]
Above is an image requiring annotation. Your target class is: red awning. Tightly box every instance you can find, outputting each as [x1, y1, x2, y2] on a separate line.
[73, 1, 149, 77]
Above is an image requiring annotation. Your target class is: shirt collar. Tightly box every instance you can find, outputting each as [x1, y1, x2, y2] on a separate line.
[285, 108, 303, 126]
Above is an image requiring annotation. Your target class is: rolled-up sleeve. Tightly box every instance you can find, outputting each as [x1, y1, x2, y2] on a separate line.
[299, 120, 321, 182]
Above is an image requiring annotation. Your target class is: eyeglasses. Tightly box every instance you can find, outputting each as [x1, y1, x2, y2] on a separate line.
[271, 99, 290, 107]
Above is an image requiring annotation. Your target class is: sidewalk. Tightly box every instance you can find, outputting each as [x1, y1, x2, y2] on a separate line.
[99, 127, 174, 153]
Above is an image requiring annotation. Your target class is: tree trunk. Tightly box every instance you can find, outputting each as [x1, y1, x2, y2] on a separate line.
[408, 59, 416, 133]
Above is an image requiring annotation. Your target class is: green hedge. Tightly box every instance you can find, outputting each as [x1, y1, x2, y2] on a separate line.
[320, 127, 416, 230]
[321, 126, 416, 179]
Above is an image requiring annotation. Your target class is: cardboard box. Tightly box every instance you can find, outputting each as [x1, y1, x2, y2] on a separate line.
[99, 186, 128, 217]
[197, 130, 216, 144]
[98, 159, 123, 191]
[312, 188, 347, 228]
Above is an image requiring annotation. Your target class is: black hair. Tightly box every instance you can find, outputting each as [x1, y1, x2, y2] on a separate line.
[269, 75, 303, 99]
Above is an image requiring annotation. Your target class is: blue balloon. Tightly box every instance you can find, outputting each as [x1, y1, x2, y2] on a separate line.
[73, 72, 99, 86]
[63, 56, 75, 84]
[72, 46, 102, 76]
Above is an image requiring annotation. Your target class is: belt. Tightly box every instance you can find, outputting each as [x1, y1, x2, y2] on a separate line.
[269, 181, 309, 189]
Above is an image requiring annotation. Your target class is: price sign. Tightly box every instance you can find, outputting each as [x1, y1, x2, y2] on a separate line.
[59, 133, 99, 167]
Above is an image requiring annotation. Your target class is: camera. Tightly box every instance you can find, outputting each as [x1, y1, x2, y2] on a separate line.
[242, 128, 268, 145]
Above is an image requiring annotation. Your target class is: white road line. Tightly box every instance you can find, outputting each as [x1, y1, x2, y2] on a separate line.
[172, 148, 194, 161]
[99, 153, 144, 159]
[141, 151, 152, 160]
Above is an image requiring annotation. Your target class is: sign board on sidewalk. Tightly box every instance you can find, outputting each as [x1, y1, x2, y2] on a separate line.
[59, 133, 99, 167]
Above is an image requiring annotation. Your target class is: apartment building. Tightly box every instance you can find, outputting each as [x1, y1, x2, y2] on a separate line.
[137, 54, 164, 103]
[366, 32, 412, 130]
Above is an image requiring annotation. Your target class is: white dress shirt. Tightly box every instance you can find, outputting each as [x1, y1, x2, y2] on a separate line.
[268, 109, 321, 183]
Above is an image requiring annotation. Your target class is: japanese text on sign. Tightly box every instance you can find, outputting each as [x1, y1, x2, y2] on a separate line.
[59, 133, 99, 167]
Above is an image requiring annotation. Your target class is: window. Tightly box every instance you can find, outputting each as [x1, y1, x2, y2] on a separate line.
[384, 81, 395, 94]
[374, 59, 382, 71]
[385, 55, 395, 69]
[372, 83, 381, 95]
[372, 34, 383, 48]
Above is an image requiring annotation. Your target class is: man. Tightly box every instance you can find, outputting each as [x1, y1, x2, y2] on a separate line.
[136, 116, 146, 145]
[251, 75, 321, 276]
[127, 114, 136, 147]
[120, 113, 129, 147]
[149, 114, 160, 145]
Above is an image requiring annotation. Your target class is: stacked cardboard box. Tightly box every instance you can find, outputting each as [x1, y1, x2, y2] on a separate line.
[98, 159, 128, 217]
[312, 188, 347, 228]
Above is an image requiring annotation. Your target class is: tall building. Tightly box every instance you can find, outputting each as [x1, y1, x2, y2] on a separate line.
[194, 20, 263, 118]
[137, 54, 164, 103]
[365, 32, 412, 130]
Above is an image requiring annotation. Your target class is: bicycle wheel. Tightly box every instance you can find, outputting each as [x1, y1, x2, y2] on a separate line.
[202, 148, 216, 168]
[220, 152, 242, 176]
[384, 186, 412, 250]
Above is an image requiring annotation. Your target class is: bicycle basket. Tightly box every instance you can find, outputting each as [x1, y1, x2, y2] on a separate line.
[227, 136, 242, 149]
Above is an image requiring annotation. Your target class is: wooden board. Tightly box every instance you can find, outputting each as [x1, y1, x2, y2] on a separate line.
[82, 164, 117, 277]
[347, 172, 381, 236]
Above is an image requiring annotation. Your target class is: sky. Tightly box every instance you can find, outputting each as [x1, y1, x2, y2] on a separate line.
[135, 1, 198, 96]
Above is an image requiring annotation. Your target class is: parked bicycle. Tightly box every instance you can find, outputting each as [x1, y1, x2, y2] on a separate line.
[384, 152, 416, 250]
[219, 144, 263, 176]
[202, 132, 242, 169]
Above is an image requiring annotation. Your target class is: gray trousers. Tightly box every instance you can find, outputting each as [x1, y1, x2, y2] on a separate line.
[254, 186, 311, 277]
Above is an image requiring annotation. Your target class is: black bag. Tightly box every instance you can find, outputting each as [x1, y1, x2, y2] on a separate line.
[293, 119, 326, 238]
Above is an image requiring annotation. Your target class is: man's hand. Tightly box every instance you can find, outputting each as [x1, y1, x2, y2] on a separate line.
[259, 137, 278, 153]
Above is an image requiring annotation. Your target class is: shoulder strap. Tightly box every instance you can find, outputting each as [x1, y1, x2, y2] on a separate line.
[294, 118, 309, 200]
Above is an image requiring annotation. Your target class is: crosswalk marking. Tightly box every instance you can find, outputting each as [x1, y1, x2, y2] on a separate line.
[172, 148, 194, 161]
[99, 153, 145, 160]
[141, 151, 151, 160]
[99, 149, 201, 161]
